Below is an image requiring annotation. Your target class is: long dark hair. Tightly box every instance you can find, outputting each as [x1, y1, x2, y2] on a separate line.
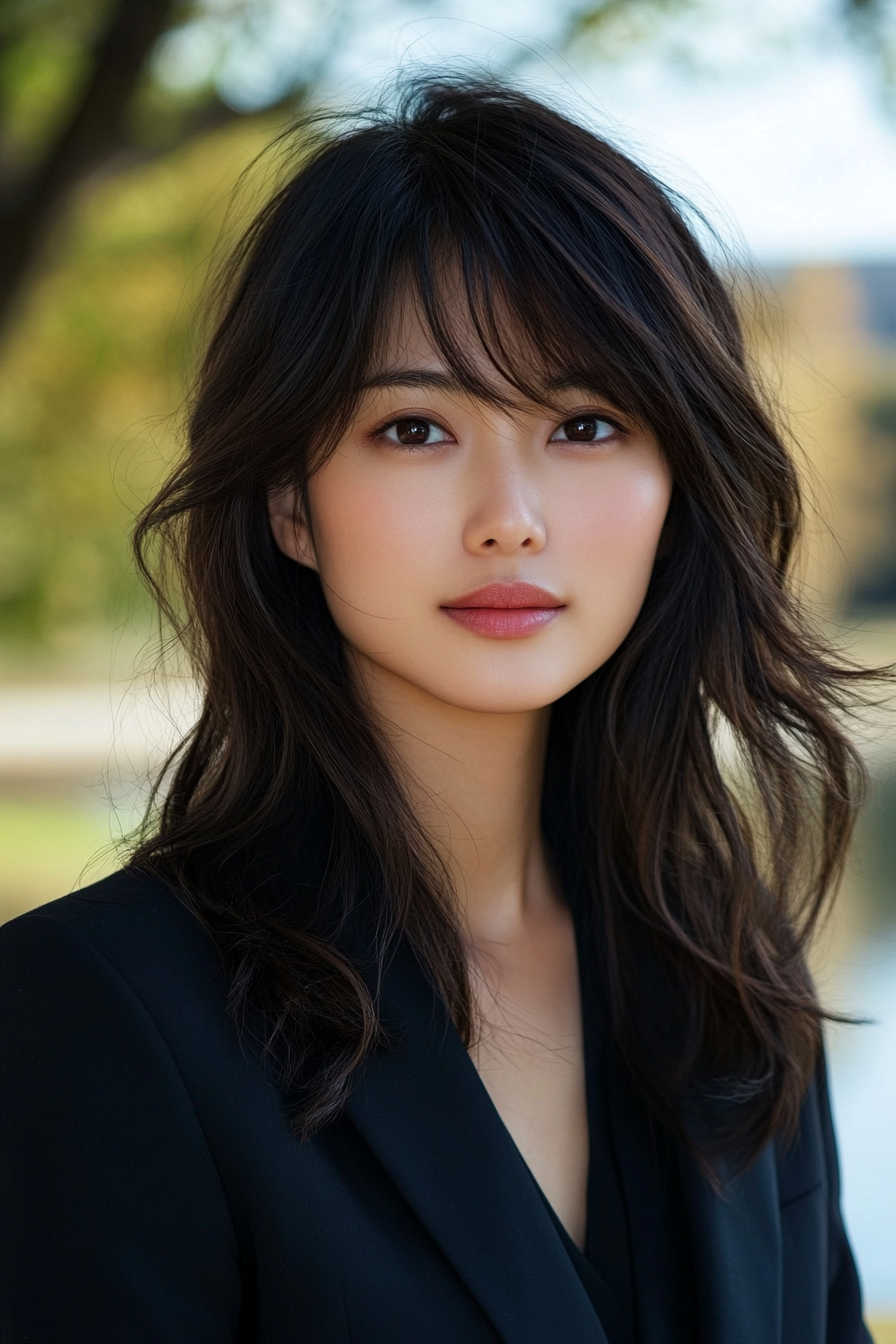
[133, 75, 876, 1165]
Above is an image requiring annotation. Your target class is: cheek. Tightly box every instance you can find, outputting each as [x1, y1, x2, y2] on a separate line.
[308, 462, 448, 605]
[558, 462, 671, 647]
[563, 463, 670, 571]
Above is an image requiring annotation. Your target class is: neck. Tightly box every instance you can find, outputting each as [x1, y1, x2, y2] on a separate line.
[351, 654, 556, 946]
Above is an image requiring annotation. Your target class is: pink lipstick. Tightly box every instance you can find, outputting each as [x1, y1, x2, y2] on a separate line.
[441, 582, 564, 639]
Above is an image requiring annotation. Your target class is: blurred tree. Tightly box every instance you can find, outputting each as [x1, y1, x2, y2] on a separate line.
[565, 0, 896, 90]
[844, 0, 896, 104]
[4, 0, 895, 342]
[0, 0, 180, 340]
[0, 0, 351, 340]
[0, 114, 275, 655]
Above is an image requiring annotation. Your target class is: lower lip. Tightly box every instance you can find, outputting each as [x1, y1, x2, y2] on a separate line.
[440, 607, 562, 639]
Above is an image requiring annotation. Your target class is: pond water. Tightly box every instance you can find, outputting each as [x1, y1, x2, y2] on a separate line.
[829, 924, 896, 1312]
[825, 762, 896, 1314]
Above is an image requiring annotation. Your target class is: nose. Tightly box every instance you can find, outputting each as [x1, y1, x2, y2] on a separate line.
[462, 458, 547, 556]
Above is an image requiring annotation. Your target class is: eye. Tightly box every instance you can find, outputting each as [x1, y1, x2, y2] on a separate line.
[550, 415, 618, 444]
[379, 417, 452, 447]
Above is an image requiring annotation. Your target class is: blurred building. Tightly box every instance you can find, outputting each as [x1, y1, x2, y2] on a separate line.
[758, 261, 896, 615]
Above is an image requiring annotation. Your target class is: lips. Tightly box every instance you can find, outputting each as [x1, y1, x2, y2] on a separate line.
[444, 582, 562, 609]
[441, 582, 564, 639]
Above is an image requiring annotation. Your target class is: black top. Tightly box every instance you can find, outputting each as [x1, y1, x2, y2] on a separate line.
[0, 860, 872, 1344]
[545, 909, 698, 1344]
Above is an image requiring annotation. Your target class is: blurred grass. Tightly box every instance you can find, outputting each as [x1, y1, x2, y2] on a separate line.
[0, 790, 123, 924]
[872, 1322, 896, 1341]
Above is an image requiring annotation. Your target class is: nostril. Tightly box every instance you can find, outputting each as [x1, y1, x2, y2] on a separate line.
[521, 538, 531, 548]
[483, 538, 496, 548]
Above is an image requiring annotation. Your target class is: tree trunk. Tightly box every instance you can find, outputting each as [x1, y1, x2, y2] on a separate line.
[0, 0, 176, 342]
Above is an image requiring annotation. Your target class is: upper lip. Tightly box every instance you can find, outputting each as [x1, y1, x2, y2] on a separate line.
[442, 582, 564, 609]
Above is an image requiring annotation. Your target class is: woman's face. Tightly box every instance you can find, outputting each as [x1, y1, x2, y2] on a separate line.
[270, 303, 672, 715]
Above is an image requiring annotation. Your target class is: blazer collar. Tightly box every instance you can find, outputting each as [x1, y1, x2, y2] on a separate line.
[344, 940, 607, 1344]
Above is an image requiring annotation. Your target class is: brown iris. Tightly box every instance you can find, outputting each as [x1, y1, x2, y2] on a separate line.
[562, 416, 602, 441]
[394, 418, 432, 445]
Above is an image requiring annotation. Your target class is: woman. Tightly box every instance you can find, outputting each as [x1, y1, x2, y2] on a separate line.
[0, 77, 875, 1343]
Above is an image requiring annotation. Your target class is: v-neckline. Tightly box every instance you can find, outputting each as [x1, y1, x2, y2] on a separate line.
[344, 934, 609, 1343]
[467, 895, 591, 1253]
[340, 907, 780, 1344]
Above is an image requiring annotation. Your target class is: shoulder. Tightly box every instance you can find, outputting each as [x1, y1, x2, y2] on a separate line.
[0, 872, 247, 1335]
[0, 867, 229, 1034]
[2, 864, 202, 945]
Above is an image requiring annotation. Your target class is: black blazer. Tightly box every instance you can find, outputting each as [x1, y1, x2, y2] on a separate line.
[0, 866, 871, 1344]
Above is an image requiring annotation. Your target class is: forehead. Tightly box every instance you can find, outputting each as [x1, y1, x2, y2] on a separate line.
[365, 277, 566, 408]
[374, 297, 448, 371]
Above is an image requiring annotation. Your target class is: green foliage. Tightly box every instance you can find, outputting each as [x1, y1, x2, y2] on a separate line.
[0, 0, 111, 168]
[0, 789, 121, 921]
[567, 0, 699, 61]
[0, 115, 275, 654]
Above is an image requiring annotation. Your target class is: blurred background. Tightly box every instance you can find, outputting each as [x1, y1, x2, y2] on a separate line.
[2, 0, 896, 1331]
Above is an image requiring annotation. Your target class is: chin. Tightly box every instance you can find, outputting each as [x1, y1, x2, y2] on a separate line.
[409, 669, 586, 716]
[354, 640, 615, 716]
[440, 691, 558, 715]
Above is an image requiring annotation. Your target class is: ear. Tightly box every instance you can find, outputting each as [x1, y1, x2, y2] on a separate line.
[268, 487, 318, 572]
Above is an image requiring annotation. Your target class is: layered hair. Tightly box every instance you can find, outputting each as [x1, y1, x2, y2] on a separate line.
[133, 75, 875, 1165]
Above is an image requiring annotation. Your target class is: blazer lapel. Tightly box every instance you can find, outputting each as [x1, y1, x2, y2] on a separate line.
[344, 940, 607, 1344]
[677, 1135, 782, 1344]
[605, 1055, 685, 1344]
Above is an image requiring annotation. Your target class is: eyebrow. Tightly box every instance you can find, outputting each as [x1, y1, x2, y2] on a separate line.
[543, 375, 615, 399]
[360, 367, 617, 404]
[360, 369, 464, 393]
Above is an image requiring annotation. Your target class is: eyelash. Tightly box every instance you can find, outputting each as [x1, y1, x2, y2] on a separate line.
[371, 412, 627, 448]
[551, 413, 626, 444]
[371, 417, 453, 449]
